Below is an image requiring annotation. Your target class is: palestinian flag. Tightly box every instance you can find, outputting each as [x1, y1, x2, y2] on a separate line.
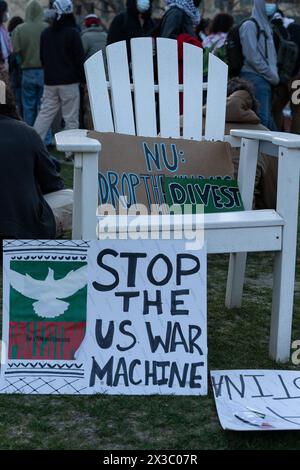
[8, 261, 88, 361]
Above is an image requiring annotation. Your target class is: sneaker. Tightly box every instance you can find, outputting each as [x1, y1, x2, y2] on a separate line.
[64, 152, 74, 162]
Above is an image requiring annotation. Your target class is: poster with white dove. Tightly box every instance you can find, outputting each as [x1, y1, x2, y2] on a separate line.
[0, 239, 207, 395]
[10, 265, 87, 318]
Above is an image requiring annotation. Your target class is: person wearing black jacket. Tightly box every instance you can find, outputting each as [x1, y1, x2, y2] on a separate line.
[34, 0, 84, 149]
[107, 0, 155, 56]
[0, 74, 65, 240]
[271, 10, 300, 133]
[159, 0, 202, 39]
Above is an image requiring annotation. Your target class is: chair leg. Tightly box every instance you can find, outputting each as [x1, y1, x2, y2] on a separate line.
[72, 155, 83, 239]
[225, 252, 247, 308]
[269, 146, 300, 362]
[225, 138, 259, 309]
[81, 151, 99, 239]
[269, 247, 296, 362]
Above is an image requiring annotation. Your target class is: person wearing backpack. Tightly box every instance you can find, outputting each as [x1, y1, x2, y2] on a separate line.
[239, 0, 279, 129]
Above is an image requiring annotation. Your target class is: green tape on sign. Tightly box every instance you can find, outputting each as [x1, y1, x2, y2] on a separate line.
[164, 177, 244, 213]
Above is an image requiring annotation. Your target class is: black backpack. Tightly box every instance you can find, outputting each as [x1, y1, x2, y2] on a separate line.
[272, 24, 299, 83]
[225, 18, 260, 78]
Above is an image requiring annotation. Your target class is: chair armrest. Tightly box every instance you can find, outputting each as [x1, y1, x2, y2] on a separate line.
[272, 134, 300, 148]
[55, 129, 101, 153]
[230, 129, 274, 142]
[230, 129, 300, 148]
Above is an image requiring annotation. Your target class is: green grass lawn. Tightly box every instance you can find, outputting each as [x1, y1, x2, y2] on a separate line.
[0, 154, 300, 450]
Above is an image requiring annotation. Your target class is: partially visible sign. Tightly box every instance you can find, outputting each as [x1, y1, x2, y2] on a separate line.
[88, 131, 234, 210]
[211, 370, 300, 430]
[164, 177, 244, 213]
[0, 239, 207, 396]
[0, 80, 5, 104]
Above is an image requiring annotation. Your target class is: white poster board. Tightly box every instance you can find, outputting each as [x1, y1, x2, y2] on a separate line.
[211, 370, 300, 430]
[0, 239, 207, 395]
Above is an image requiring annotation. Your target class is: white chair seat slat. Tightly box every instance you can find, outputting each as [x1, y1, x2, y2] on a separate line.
[205, 53, 228, 141]
[204, 209, 284, 228]
[156, 38, 180, 138]
[97, 210, 283, 233]
[106, 41, 136, 135]
[131, 37, 157, 137]
[84, 51, 114, 132]
[182, 43, 203, 140]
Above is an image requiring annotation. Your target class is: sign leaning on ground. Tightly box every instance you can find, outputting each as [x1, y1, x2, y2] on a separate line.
[0, 239, 207, 395]
[211, 370, 300, 431]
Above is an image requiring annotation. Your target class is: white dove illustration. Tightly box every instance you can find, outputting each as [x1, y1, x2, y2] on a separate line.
[10, 266, 88, 318]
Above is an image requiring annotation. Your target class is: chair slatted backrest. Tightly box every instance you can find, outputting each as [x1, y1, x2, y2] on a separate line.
[85, 47, 114, 132]
[106, 40, 136, 134]
[205, 53, 228, 140]
[84, 37, 228, 141]
[182, 41, 203, 140]
[131, 37, 157, 136]
[156, 38, 180, 138]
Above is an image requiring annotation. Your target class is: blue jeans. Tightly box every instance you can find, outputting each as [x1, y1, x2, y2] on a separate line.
[240, 71, 276, 130]
[22, 69, 52, 145]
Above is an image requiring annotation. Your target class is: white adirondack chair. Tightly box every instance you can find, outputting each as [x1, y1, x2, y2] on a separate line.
[55, 37, 300, 363]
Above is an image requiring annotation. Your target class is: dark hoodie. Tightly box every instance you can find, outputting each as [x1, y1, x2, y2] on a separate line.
[0, 114, 64, 238]
[107, 0, 155, 52]
[40, 14, 85, 85]
[12, 0, 47, 69]
[239, 0, 279, 84]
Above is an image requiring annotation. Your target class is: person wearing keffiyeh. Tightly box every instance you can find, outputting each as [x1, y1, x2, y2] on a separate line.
[160, 0, 202, 39]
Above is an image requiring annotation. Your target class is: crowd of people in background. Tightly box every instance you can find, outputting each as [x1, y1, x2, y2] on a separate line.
[1, 0, 300, 240]
[1, 0, 300, 137]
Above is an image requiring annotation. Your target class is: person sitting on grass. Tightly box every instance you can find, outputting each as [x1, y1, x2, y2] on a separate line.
[0, 75, 73, 242]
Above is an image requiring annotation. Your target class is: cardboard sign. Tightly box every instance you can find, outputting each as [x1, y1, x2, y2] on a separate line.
[88, 131, 234, 210]
[164, 177, 244, 213]
[0, 239, 207, 395]
[211, 370, 300, 431]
